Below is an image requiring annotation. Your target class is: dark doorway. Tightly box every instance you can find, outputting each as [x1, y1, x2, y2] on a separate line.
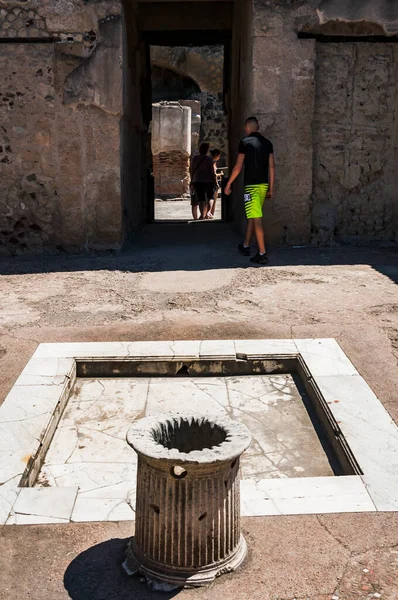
[151, 65, 201, 103]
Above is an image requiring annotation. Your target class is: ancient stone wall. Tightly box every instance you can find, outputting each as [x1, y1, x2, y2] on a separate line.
[0, 4, 48, 38]
[312, 42, 398, 244]
[250, 1, 316, 245]
[150, 45, 228, 154]
[1, 0, 398, 252]
[0, 0, 124, 255]
[246, 0, 398, 245]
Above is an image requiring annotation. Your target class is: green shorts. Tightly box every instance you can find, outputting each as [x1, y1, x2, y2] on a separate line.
[244, 184, 269, 219]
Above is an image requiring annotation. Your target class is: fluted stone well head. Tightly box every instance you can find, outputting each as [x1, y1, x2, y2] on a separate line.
[127, 413, 251, 465]
[125, 414, 251, 590]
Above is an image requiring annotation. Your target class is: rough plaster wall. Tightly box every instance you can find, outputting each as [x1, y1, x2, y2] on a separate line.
[247, 0, 398, 246]
[312, 42, 398, 244]
[0, 0, 124, 254]
[0, 0, 122, 39]
[251, 0, 316, 245]
[151, 45, 228, 154]
[0, 45, 60, 254]
[229, 0, 254, 227]
[63, 17, 124, 249]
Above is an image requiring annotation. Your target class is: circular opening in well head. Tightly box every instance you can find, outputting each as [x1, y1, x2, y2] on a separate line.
[152, 417, 228, 453]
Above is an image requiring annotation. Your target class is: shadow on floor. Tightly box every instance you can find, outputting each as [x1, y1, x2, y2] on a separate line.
[0, 222, 397, 286]
[64, 537, 181, 600]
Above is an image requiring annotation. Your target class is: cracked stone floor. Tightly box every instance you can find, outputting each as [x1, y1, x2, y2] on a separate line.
[1, 226, 398, 599]
[37, 375, 333, 501]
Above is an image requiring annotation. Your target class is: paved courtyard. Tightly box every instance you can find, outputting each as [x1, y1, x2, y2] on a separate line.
[155, 199, 222, 221]
[1, 224, 398, 599]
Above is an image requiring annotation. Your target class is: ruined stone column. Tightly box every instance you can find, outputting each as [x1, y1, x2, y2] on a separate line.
[179, 99, 202, 155]
[151, 102, 192, 199]
[125, 414, 251, 590]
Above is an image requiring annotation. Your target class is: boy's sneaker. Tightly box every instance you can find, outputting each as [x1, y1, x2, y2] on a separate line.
[238, 243, 250, 256]
[250, 252, 268, 265]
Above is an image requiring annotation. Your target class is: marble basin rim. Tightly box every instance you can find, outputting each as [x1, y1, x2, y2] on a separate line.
[1, 338, 398, 526]
[126, 412, 252, 464]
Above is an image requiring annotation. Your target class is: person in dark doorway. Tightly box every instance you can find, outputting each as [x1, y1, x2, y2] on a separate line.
[225, 116, 275, 265]
[207, 148, 222, 219]
[190, 142, 216, 220]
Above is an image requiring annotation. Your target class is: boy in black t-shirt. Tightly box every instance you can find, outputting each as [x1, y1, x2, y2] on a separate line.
[225, 117, 275, 265]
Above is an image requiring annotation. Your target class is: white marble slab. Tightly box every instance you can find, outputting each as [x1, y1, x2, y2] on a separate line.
[241, 476, 376, 516]
[0, 449, 36, 486]
[127, 341, 202, 360]
[169, 341, 201, 358]
[14, 357, 75, 386]
[0, 475, 20, 524]
[295, 338, 357, 376]
[6, 513, 70, 525]
[0, 420, 42, 452]
[71, 497, 135, 522]
[12, 487, 78, 521]
[33, 343, 132, 359]
[145, 378, 229, 416]
[316, 374, 398, 511]
[0, 385, 63, 422]
[199, 340, 236, 359]
[235, 339, 297, 357]
[78, 482, 136, 500]
[33, 341, 201, 360]
[37, 462, 136, 493]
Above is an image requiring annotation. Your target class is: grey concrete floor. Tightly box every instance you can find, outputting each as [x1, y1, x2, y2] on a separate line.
[1, 224, 398, 599]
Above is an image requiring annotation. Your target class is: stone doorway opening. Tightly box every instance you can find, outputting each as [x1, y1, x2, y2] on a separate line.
[122, 0, 252, 239]
[150, 44, 228, 222]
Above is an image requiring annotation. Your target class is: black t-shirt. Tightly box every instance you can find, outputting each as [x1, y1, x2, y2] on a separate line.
[238, 132, 273, 185]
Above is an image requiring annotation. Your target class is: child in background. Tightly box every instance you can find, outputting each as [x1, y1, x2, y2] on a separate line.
[207, 148, 222, 219]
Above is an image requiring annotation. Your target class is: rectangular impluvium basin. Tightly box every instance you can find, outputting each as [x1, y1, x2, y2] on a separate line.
[1, 339, 397, 524]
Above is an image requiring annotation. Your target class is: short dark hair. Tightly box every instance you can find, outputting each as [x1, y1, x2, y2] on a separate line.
[210, 148, 221, 158]
[199, 142, 210, 155]
[245, 116, 259, 126]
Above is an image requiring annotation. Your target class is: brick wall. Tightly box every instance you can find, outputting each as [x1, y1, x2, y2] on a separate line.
[153, 151, 190, 199]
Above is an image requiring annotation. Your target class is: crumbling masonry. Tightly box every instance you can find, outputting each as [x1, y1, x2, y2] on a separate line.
[0, 0, 397, 254]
